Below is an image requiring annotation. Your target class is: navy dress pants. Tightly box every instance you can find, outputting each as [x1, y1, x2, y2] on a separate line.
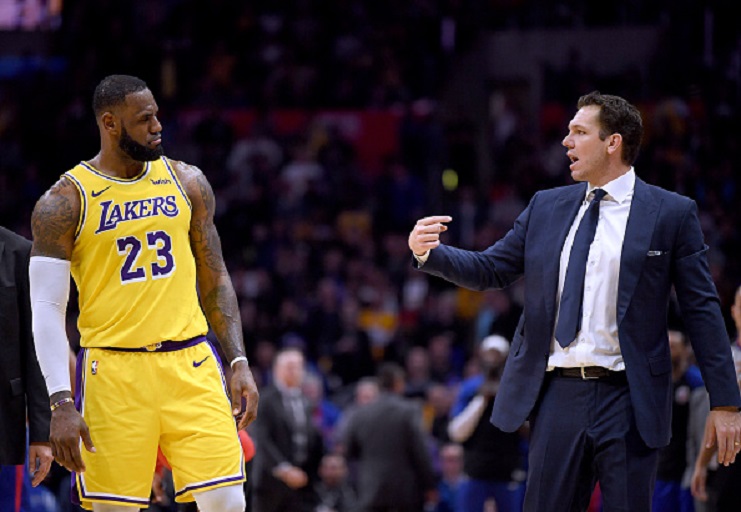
[523, 372, 659, 512]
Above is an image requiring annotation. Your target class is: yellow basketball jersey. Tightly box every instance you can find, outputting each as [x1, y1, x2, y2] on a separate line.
[64, 157, 208, 349]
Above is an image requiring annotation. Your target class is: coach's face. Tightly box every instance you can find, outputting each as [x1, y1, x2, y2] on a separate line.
[562, 105, 614, 185]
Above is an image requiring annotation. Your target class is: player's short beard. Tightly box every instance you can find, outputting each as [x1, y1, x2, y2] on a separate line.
[119, 126, 164, 162]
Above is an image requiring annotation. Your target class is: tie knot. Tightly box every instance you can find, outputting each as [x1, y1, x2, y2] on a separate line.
[591, 188, 607, 203]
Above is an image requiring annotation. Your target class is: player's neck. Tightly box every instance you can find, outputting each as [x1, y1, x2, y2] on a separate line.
[90, 151, 146, 179]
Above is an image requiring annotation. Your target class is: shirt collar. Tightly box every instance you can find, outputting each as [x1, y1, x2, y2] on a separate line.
[587, 168, 635, 204]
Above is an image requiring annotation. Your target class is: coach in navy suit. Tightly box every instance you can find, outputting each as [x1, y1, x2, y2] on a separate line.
[409, 92, 741, 511]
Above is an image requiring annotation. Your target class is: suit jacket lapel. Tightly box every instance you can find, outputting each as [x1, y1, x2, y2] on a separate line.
[543, 184, 587, 330]
[617, 178, 659, 325]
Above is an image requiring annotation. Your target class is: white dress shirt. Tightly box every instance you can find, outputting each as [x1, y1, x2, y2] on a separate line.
[547, 169, 635, 370]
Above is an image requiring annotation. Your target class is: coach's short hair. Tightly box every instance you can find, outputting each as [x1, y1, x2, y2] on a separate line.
[577, 91, 643, 165]
[92, 75, 148, 116]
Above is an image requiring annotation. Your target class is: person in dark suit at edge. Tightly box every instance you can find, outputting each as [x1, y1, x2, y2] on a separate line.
[408, 91, 741, 512]
[251, 348, 323, 512]
[0, 226, 53, 507]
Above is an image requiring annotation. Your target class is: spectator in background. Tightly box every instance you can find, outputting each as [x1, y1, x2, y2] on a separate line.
[404, 345, 433, 399]
[251, 339, 277, 388]
[686, 374, 717, 512]
[343, 363, 437, 512]
[331, 297, 376, 387]
[252, 348, 323, 512]
[424, 383, 454, 446]
[435, 443, 467, 512]
[692, 285, 741, 511]
[303, 372, 342, 452]
[652, 330, 703, 512]
[731, 286, 741, 371]
[333, 377, 380, 452]
[314, 454, 357, 512]
[448, 335, 523, 512]
[427, 333, 463, 386]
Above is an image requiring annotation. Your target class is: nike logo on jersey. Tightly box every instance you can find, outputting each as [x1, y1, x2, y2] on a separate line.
[91, 186, 111, 197]
[193, 356, 210, 367]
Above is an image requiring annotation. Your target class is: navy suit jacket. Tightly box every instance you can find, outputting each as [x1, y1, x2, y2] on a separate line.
[420, 177, 741, 448]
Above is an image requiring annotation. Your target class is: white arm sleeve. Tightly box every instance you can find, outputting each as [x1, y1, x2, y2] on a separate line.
[447, 395, 487, 442]
[29, 256, 72, 396]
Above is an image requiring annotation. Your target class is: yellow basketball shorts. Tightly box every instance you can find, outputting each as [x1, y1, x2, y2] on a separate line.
[73, 337, 245, 509]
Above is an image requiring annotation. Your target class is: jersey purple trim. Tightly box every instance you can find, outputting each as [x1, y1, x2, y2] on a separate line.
[79, 160, 151, 183]
[162, 157, 192, 210]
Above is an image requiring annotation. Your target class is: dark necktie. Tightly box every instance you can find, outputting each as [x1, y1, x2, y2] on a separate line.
[555, 188, 607, 348]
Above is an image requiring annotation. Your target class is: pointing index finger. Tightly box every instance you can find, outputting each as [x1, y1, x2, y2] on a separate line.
[417, 216, 452, 226]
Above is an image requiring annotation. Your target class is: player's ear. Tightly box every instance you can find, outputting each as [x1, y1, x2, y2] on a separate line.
[101, 112, 117, 134]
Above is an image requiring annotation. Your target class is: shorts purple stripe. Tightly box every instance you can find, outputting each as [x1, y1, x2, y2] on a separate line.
[74, 349, 86, 411]
[80, 491, 149, 506]
[70, 350, 86, 506]
[205, 341, 229, 396]
[101, 335, 207, 353]
[70, 471, 80, 506]
[74, 472, 149, 507]
[174, 474, 245, 498]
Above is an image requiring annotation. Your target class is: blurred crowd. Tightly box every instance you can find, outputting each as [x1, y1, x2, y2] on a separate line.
[1, 1, 741, 511]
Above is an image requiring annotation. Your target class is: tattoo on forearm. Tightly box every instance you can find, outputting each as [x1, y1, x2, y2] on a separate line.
[31, 179, 77, 258]
[202, 283, 244, 361]
[181, 163, 244, 360]
[192, 223, 228, 273]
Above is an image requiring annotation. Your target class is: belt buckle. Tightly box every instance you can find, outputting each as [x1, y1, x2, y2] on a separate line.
[145, 342, 162, 352]
[580, 366, 599, 380]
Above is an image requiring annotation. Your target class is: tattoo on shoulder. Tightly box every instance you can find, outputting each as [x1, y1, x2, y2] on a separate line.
[31, 178, 79, 258]
[194, 170, 216, 217]
[172, 161, 212, 207]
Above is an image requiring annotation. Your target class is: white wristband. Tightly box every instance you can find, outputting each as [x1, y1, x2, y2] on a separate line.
[230, 356, 248, 369]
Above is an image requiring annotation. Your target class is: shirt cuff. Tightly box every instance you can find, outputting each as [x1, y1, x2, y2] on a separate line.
[413, 250, 430, 265]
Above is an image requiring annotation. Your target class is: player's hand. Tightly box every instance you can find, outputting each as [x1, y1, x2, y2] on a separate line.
[28, 442, 53, 486]
[50, 401, 95, 472]
[230, 361, 259, 429]
[703, 409, 741, 466]
[408, 216, 452, 256]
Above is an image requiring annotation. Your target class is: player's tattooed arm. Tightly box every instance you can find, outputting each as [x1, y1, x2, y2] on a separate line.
[31, 177, 80, 260]
[177, 160, 258, 426]
[175, 161, 245, 361]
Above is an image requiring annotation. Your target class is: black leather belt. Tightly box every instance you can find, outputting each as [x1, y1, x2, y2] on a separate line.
[554, 366, 627, 382]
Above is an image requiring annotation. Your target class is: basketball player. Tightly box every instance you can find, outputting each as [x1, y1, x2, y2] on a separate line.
[28, 75, 259, 512]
